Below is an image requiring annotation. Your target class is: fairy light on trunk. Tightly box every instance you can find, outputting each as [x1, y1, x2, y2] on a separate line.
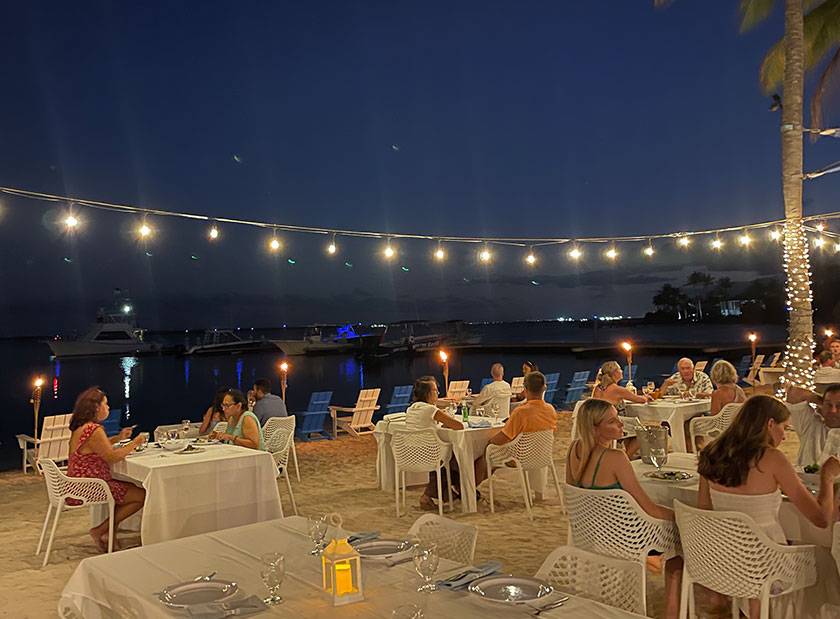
[778, 219, 815, 393]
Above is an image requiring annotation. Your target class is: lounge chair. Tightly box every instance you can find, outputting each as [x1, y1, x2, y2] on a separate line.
[293, 391, 333, 441]
[384, 385, 413, 415]
[329, 388, 381, 437]
[17, 414, 72, 474]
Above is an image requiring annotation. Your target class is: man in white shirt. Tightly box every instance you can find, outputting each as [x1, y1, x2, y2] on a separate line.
[661, 357, 713, 396]
[473, 363, 512, 419]
[787, 384, 840, 466]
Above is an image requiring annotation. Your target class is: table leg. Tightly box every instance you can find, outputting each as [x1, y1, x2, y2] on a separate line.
[449, 442, 477, 513]
[667, 411, 687, 452]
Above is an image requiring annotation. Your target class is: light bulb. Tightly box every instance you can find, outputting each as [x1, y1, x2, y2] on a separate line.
[327, 242, 336, 254]
[479, 248, 492, 262]
[738, 234, 752, 247]
[383, 245, 395, 259]
[677, 236, 691, 247]
[138, 224, 152, 238]
[269, 238, 281, 251]
[64, 214, 79, 228]
[814, 237, 825, 248]
[208, 226, 219, 240]
[835, 243, 840, 253]
[643, 245, 654, 257]
[711, 238, 723, 250]
[816, 223, 825, 232]
[568, 247, 582, 260]
[434, 248, 445, 261]
[525, 252, 536, 265]
[769, 229, 781, 241]
[605, 247, 618, 260]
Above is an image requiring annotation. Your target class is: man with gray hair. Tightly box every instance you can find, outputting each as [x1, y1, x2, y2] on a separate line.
[474, 362, 512, 419]
[661, 358, 712, 396]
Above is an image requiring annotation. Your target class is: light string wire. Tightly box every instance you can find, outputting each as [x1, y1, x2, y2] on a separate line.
[2, 185, 840, 248]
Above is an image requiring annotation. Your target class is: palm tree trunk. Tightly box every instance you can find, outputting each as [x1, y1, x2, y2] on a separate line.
[780, 0, 815, 390]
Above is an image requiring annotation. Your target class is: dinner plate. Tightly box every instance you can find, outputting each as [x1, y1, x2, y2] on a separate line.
[352, 539, 413, 560]
[158, 579, 238, 609]
[175, 445, 205, 455]
[468, 575, 553, 604]
[644, 469, 694, 481]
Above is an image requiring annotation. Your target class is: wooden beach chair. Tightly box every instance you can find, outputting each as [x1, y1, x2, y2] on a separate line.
[768, 352, 781, 367]
[479, 377, 493, 390]
[329, 388, 380, 438]
[17, 414, 72, 474]
[544, 372, 561, 404]
[742, 355, 766, 386]
[445, 380, 470, 400]
[293, 391, 333, 441]
[694, 360, 707, 373]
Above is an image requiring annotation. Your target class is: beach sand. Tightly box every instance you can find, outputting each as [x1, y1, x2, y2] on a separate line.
[0, 411, 802, 618]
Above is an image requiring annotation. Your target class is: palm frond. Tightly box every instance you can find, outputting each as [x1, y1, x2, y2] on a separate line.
[759, 0, 840, 92]
[739, 0, 776, 32]
[810, 47, 840, 134]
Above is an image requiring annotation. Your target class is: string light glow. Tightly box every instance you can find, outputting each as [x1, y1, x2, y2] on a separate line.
[138, 223, 152, 238]
[525, 249, 536, 265]
[677, 236, 691, 248]
[643, 244, 655, 257]
[605, 247, 618, 261]
[568, 246, 583, 261]
[711, 238, 723, 251]
[738, 232, 752, 247]
[269, 237, 281, 252]
[778, 219, 815, 393]
[383, 243, 395, 259]
[814, 237, 826, 249]
[826, 329, 835, 338]
[816, 223, 825, 232]
[64, 214, 79, 229]
[769, 229, 781, 241]
[208, 225, 219, 240]
[479, 247, 492, 263]
[434, 242, 445, 261]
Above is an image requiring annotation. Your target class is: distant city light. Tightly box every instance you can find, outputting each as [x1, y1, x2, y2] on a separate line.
[122, 304, 132, 314]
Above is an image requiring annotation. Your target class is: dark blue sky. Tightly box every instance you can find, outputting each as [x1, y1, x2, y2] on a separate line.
[0, 1, 838, 334]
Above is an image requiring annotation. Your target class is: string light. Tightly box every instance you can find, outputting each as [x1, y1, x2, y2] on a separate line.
[677, 236, 691, 248]
[269, 237, 281, 252]
[383, 242, 395, 259]
[643, 243, 655, 257]
[138, 223, 152, 239]
[525, 248, 536, 265]
[816, 223, 825, 232]
[738, 232, 752, 247]
[605, 247, 618, 261]
[835, 242, 840, 253]
[478, 246, 492, 263]
[778, 219, 815, 393]
[434, 241, 445, 261]
[825, 328, 835, 338]
[568, 246, 583, 261]
[814, 237, 826, 249]
[710, 237, 723, 251]
[208, 225, 219, 240]
[769, 229, 781, 241]
[327, 234, 337, 255]
[64, 214, 79, 229]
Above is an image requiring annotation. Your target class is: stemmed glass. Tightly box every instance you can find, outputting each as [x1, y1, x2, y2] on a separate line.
[490, 401, 500, 420]
[413, 543, 439, 592]
[308, 516, 328, 555]
[260, 553, 285, 606]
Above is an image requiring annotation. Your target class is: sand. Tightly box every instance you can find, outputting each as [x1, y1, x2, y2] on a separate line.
[0, 411, 802, 619]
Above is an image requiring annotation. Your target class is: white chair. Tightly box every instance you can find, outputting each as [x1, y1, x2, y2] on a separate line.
[485, 430, 562, 520]
[263, 416, 300, 482]
[569, 400, 585, 443]
[391, 429, 453, 517]
[329, 388, 381, 437]
[264, 428, 295, 517]
[535, 545, 645, 616]
[510, 376, 525, 395]
[17, 414, 72, 473]
[36, 458, 115, 567]
[833, 522, 840, 574]
[407, 514, 478, 565]
[445, 380, 470, 400]
[674, 500, 816, 619]
[688, 402, 741, 451]
[562, 483, 680, 615]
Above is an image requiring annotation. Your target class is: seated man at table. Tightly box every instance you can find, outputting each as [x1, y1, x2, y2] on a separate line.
[786, 383, 840, 466]
[485, 372, 557, 500]
[473, 363, 512, 418]
[660, 357, 712, 396]
[252, 378, 288, 426]
[405, 376, 465, 510]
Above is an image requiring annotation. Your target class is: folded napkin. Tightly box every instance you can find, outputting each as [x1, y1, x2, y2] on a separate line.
[467, 418, 492, 428]
[665, 453, 698, 471]
[185, 595, 267, 619]
[436, 561, 503, 590]
[348, 531, 380, 545]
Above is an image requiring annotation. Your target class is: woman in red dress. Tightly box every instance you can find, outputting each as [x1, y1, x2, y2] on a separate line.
[67, 387, 146, 551]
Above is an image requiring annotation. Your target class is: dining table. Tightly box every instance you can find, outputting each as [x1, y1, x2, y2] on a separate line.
[59, 515, 646, 618]
[94, 442, 283, 545]
[625, 398, 710, 453]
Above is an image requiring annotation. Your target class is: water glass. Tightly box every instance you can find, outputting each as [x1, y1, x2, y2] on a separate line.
[413, 543, 439, 592]
[308, 516, 328, 555]
[650, 447, 668, 471]
[490, 402, 500, 420]
[260, 553, 285, 605]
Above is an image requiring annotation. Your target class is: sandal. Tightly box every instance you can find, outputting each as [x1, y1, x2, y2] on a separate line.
[419, 495, 437, 511]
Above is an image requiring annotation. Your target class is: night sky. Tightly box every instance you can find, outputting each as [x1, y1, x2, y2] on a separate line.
[0, 1, 838, 335]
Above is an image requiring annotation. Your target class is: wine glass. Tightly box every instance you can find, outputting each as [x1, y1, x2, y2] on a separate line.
[260, 553, 285, 606]
[308, 516, 328, 555]
[490, 401, 500, 420]
[646, 381, 655, 394]
[180, 419, 191, 438]
[413, 543, 439, 592]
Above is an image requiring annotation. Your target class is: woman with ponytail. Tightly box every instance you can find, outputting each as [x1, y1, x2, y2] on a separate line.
[592, 360, 652, 414]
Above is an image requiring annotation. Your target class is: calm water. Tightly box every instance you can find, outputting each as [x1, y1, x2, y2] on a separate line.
[0, 322, 784, 471]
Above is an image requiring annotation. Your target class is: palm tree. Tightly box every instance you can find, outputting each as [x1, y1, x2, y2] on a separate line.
[656, 0, 840, 389]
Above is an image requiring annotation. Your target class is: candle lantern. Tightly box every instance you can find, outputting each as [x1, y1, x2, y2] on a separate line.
[321, 537, 364, 606]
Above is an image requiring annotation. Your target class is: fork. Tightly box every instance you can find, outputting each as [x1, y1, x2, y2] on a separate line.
[528, 596, 569, 616]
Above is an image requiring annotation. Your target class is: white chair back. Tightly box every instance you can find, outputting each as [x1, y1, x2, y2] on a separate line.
[265, 425, 294, 466]
[39, 458, 113, 508]
[391, 429, 451, 473]
[570, 400, 585, 443]
[562, 483, 680, 564]
[408, 514, 477, 565]
[536, 545, 645, 615]
[38, 415, 72, 464]
[487, 430, 555, 471]
[674, 500, 816, 605]
[511, 376, 525, 394]
[689, 402, 741, 448]
[263, 416, 295, 443]
[446, 380, 469, 400]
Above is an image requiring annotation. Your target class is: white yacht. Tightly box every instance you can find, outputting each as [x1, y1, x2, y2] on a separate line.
[48, 300, 157, 357]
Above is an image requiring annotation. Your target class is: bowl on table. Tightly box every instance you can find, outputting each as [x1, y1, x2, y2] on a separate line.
[160, 438, 188, 451]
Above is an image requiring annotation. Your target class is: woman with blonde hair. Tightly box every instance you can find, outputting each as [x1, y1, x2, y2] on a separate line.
[566, 399, 682, 618]
[708, 359, 746, 416]
[592, 360, 652, 414]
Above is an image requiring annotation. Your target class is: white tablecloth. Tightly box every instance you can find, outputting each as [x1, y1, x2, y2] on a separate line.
[632, 458, 840, 618]
[59, 516, 644, 619]
[625, 399, 709, 452]
[97, 443, 283, 545]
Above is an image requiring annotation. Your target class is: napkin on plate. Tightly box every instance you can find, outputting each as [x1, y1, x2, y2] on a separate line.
[467, 418, 492, 428]
[185, 595, 267, 619]
[348, 531, 380, 545]
[436, 560, 503, 590]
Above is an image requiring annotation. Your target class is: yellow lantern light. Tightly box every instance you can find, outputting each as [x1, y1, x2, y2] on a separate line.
[321, 538, 364, 606]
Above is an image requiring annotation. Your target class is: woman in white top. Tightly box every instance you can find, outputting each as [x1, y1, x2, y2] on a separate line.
[698, 395, 840, 618]
[708, 360, 746, 416]
[405, 376, 463, 510]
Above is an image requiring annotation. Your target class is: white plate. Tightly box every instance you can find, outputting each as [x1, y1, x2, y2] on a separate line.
[644, 469, 694, 481]
[158, 579, 238, 609]
[175, 445, 205, 455]
[468, 575, 553, 604]
[352, 539, 413, 560]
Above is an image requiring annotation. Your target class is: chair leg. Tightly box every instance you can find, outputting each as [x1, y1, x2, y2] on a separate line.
[36, 504, 53, 555]
[395, 466, 401, 517]
[487, 462, 495, 514]
[523, 470, 534, 508]
[107, 503, 114, 554]
[678, 573, 691, 619]
[401, 471, 407, 509]
[730, 597, 739, 619]
[291, 442, 301, 482]
[42, 507, 62, 568]
[760, 593, 769, 619]
[435, 469, 444, 517]
[518, 467, 533, 520]
[284, 469, 298, 516]
[687, 577, 695, 619]
[444, 463, 454, 512]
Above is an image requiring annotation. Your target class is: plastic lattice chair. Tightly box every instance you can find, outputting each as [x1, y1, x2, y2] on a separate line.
[36, 458, 115, 567]
[674, 500, 816, 619]
[390, 429, 453, 517]
[535, 545, 646, 615]
[688, 402, 741, 451]
[562, 483, 679, 614]
[485, 430, 562, 520]
[264, 428, 294, 517]
[407, 514, 478, 565]
[263, 416, 300, 482]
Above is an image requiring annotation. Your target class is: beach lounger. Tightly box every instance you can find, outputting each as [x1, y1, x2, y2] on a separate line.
[330, 388, 381, 438]
[17, 414, 72, 474]
[293, 391, 333, 441]
[445, 380, 470, 400]
[384, 385, 413, 415]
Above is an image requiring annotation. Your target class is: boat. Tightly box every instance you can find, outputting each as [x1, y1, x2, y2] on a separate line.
[185, 329, 282, 355]
[47, 297, 158, 358]
[272, 324, 384, 356]
[378, 320, 481, 355]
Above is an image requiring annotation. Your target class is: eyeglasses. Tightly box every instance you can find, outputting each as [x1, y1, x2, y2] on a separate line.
[221, 402, 239, 409]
